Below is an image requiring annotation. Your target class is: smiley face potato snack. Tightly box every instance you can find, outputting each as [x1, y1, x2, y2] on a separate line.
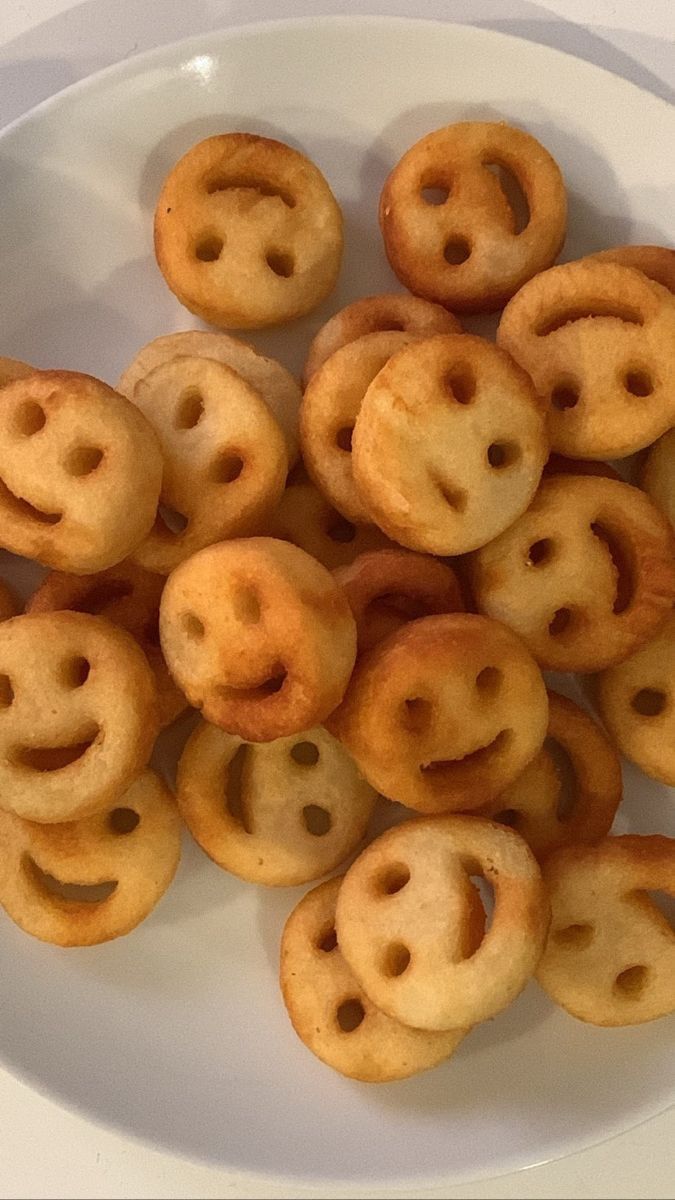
[177, 722, 375, 886]
[160, 537, 356, 741]
[642, 429, 675, 530]
[583, 244, 675, 295]
[497, 260, 675, 459]
[270, 473, 392, 569]
[351, 333, 548, 555]
[0, 371, 162, 572]
[117, 329, 302, 466]
[471, 475, 675, 672]
[379, 121, 566, 313]
[596, 610, 675, 786]
[334, 548, 464, 654]
[302, 292, 460, 384]
[26, 561, 185, 729]
[300, 331, 418, 524]
[130, 355, 288, 574]
[0, 770, 181, 946]
[280, 876, 471, 1082]
[2, 103, 675, 1099]
[336, 815, 549, 1029]
[329, 613, 548, 814]
[536, 836, 675, 1026]
[0, 612, 158, 823]
[154, 133, 343, 328]
[476, 691, 622, 860]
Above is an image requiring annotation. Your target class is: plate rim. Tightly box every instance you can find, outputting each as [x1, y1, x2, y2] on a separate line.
[0, 12, 674, 1188]
[1, 11, 674, 148]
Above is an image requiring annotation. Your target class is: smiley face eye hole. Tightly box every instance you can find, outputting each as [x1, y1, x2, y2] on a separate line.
[181, 612, 205, 640]
[375, 863, 411, 895]
[548, 606, 574, 637]
[302, 804, 331, 836]
[231, 587, 261, 625]
[553, 923, 594, 949]
[64, 446, 104, 477]
[290, 740, 320, 766]
[0, 674, 14, 707]
[175, 388, 204, 429]
[444, 238, 471, 265]
[550, 382, 580, 410]
[108, 807, 140, 835]
[527, 538, 554, 566]
[211, 453, 244, 483]
[14, 400, 46, 436]
[335, 425, 354, 452]
[475, 666, 502, 694]
[381, 942, 411, 977]
[614, 964, 649, 998]
[487, 441, 520, 469]
[631, 688, 667, 716]
[266, 249, 295, 278]
[61, 656, 91, 688]
[317, 925, 338, 952]
[623, 368, 653, 397]
[421, 184, 450, 205]
[400, 696, 433, 733]
[336, 998, 365, 1032]
[195, 234, 223, 262]
[443, 364, 475, 405]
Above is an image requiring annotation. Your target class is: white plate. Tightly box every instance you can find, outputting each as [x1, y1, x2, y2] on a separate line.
[0, 15, 673, 1189]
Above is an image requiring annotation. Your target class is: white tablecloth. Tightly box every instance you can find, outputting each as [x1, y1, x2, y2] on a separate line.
[0, 2, 673, 1196]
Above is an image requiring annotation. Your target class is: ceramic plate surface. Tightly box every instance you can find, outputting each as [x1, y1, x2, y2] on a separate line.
[0, 15, 673, 1186]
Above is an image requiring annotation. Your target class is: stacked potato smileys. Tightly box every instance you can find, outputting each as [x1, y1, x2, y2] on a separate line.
[0, 123, 674, 1083]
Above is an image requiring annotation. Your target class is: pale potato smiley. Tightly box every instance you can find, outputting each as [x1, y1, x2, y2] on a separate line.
[335, 815, 550, 1030]
[177, 723, 376, 886]
[0, 770, 181, 946]
[0, 370, 162, 572]
[351, 333, 548, 555]
[0, 611, 159, 823]
[537, 835, 675, 1026]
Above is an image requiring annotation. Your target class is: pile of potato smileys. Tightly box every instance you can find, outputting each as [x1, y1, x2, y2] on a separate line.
[1, 120, 674, 1084]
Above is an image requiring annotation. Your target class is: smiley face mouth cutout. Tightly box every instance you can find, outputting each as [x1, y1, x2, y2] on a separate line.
[24, 854, 117, 903]
[0, 476, 61, 525]
[420, 729, 512, 778]
[216, 665, 288, 705]
[12, 724, 100, 772]
[535, 303, 644, 337]
[590, 521, 634, 614]
[203, 174, 297, 208]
